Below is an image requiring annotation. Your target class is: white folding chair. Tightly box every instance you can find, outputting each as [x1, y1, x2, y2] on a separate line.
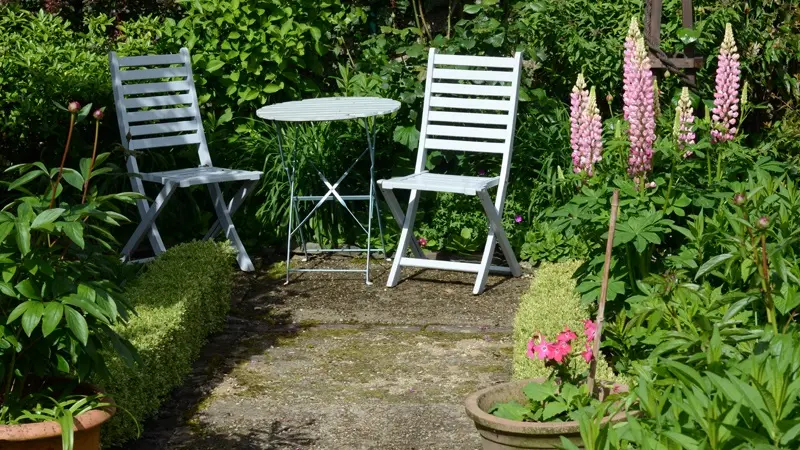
[378, 48, 523, 294]
[109, 48, 262, 271]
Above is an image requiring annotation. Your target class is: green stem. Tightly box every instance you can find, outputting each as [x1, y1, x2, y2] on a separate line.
[626, 244, 637, 289]
[3, 350, 16, 401]
[50, 113, 76, 208]
[716, 148, 723, 182]
[706, 150, 713, 186]
[661, 158, 677, 213]
[760, 234, 778, 334]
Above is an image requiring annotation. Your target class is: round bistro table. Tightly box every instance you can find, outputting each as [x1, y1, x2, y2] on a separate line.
[256, 97, 401, 285]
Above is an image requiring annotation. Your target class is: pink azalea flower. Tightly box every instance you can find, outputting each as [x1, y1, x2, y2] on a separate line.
[583, 319, 596, 342]
[557, 328, 577, 343]
[711, 23, 741, 144]
[582, 343, 593, 363]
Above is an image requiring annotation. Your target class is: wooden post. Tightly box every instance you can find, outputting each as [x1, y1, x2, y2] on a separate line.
[644, 0, 702, 86]
[587, 189, 620, 397]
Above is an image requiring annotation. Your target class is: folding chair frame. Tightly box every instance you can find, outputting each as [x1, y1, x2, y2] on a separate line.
[379, 49, 524, 294]
[110, 48, 261, 271]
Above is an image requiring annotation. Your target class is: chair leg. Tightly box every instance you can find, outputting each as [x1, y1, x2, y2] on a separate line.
[474, 230, 498, 295]
[122, 182, 176, 261]
[477, 190, 522, 277]
[208, 183, 255, 272]
[386, 189, 421, 287]
[127, 158, 167, 256]
[379, 186, 424, 258]
[204, 180, 258, 240]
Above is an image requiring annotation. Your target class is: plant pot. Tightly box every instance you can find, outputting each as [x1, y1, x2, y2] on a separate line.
[464, 378, 628, 450]
[0, 383, 115, 450]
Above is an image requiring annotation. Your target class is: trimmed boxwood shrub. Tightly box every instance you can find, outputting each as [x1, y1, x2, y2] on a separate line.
[512, 260, 616, 382]
[94, 240, 234, 447]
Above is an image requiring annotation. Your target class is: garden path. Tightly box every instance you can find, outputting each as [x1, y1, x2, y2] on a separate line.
[124, 255, 530, 450]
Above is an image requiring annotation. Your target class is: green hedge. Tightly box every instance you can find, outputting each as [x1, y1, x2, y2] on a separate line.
[512, 261, 616, 382]
[95, 241, 234, 447]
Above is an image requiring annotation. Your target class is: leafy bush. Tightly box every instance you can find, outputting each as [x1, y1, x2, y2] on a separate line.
[96, 240, 234, 447]
[512, 261, 616, 382]
[0, 6, 163, 167]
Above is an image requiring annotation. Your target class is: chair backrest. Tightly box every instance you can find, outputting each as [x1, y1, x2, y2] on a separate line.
[415, 48, 523, 207]
[109, 48, 212, 168]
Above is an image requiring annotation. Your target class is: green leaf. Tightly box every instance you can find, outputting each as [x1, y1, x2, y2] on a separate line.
[64, 306, 88, 346]
[263, 83, 283, 94]
[464, 3, 481, 14]
[0, 282, 15, 297]
[489, 401, 529, 421]
[15, 279, 41, 299]
[63, 293, 109, 324]
[31, 208, 65, 229]
[42, 302, 64, 337]
[663, 431, 700, 448]
[21, 301, 44, 336]
[56, 354, 70, 373]
[541, 401, 567, 420]
[392, 125, 420, 150]
[8, 170, 45, 191]
[523, 381, 557, 402]
[559, 436, 581, 450]
[206, 59, 225, 72]
[61, 222, 84, 248]
[15, 219, 30, 255]
[0, 221, 14, 244]
[695, 253, 733, 280]
[7, 301, 32, 324]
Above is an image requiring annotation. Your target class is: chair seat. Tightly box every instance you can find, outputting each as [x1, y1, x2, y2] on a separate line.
[378, 172, 499, 195]
[140, 166, 263, 187]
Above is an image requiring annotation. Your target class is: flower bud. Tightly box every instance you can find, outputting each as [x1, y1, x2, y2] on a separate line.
[733, 192, 746, 206]
[93, 109, 104, 120]
[757, 216, 769, 230]
[605, 94, 613, 103]
[68, 101, 81, 114]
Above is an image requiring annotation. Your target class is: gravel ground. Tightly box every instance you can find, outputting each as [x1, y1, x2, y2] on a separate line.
[122, 255, 530, 450]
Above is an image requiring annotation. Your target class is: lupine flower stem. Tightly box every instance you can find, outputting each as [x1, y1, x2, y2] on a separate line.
[623, 17, 656, 183]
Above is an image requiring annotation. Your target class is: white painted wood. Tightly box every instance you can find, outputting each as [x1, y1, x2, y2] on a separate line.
[433, 53, 518, 69]
[129, 119, 199, 137]
[378, 185, 425, 258]
[204, 180, 258, 240]
[380, 173, 499, 195]
[378, 48, 524, 292]
[110, 51, 166, 257]
[426, 124, 507, 140]
[428, 111, 510, 125]
[128, 133, 203, 150]
[398, 257, 512, 273]
[257, 97, 401, 122]
[110, 48, 262, 271]
[123, 93, 194, 109]
[423, 138, 506, 154]
[121, 182, 176, 259]
[127, 107, 196, 123]
[208, 183, 254, 271]
[431, 68, 516, 83]
[117, 66, 188, 81]
[429, 96, 512, 111]
[117, 54, 185, 67]
[122, 80, 192, 95]
[430, 82, 514, 97]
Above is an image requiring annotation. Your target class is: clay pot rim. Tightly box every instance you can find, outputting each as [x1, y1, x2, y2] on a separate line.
[0, 383, 116, 442]
[464, 378, 628, 435]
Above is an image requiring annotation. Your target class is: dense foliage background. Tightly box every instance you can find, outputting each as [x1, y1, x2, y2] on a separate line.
[2, 0, 799, 256]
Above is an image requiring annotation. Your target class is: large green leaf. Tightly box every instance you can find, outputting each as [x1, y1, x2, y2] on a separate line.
[695, 253, 734, 280]
[21, 301, 44, 336]
[63, 293, 109, 324]
[31, 208, 65, 229]
[64, 306, 88, 346]
[8, 170, 45, 191]
[42, 302, 64, 337]
[60, 222, 85, 248]
[15, 219, 31, 255]
[489, 401, 529, 421]
[523, 380, 557, 402]
[61, 168, 84, 190]
[15, 279, 41, 299]
[0, 221, 14, 244]
[7, 301, 33, 324]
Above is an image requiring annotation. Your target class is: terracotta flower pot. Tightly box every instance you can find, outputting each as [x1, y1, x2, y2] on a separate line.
[0, 383, 115, 450]
[464, 378, 628, 450]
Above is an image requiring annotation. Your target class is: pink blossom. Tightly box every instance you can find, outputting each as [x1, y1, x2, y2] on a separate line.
[528, 337, 554, 361]
[552, 341, 571, 363]
[515, 215, 523, 223]
[581, 343, 593, 363]
[645, 181, 657, 189]
[622, 18, 656, 181]
[711, 24, 741, 144]
[478, 169, 486, 176]
[67, 101, 81, 114]
[571, 84, 603, 177]
[583, 319, 596, 342]
[570, 73, 589, 158]
[557, 328, 577, 343]
[418, 237, 427, 247]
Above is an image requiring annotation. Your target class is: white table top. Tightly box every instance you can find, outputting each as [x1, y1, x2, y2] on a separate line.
[256, 96, 401, 122]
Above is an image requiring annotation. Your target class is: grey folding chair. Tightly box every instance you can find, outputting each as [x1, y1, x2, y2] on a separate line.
[378, 48, 523, 294]
[109, 48, 262, 271]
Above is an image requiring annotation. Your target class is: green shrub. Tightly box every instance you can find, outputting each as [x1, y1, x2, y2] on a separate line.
[512, 261, 616, 382]
[0, 7, 164, 167]
[94, 240, 234, 447]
